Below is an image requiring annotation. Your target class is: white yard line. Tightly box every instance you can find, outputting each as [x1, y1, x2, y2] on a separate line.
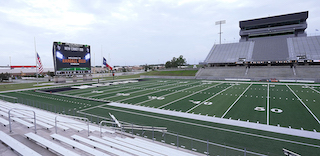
[115, 81, 201, 102]
[87, 81, 170, 97]
[186, 85, 234, 113]
[157, 83, 223, 109]
[101, 81, 185, 100]
[135, 83, 205, 106]
[88, 82, 155, 97]
[267, 84, 270, 125]
[309, 87, 320, 94]
[79, 103, 110, 112]
[77, 86, 124, 96]
[221, 83, 252, 118]
[286, 84, 320, 124]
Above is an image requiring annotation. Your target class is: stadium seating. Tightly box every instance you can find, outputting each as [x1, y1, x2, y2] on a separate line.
[195, 65, 320, 81]
[0, 100, 196, 155]
[101, 136, 164, 156]
[51, 133, 109, 156]
[71, 135, 133, 156]
[251, 36, 289, 61]
[288, 36, 320, 60]
[204, 42, 254, 64]
[0, 117, 8, 126]
[25, 132, 80, 156]
[117, 137, 196, 156]
[88, 135, 151, 156]
[0, 130, 41, 156]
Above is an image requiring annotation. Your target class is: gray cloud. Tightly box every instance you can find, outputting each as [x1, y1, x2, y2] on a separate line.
[0, 0, 319, 67]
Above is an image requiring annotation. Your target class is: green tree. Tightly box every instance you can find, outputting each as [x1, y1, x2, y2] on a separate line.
[165, 61, 172, 68]
[165, 55, 186, 68]
[0, 72, 9, 82]
[122, 67, 127, 72]
[176, 55, 186, 66]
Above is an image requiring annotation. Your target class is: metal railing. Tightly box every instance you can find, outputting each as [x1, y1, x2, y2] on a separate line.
[3, 96, 276, 156]
[8, 108, 36, 134]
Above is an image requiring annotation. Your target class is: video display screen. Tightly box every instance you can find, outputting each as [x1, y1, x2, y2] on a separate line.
[52, 42, 91, 75]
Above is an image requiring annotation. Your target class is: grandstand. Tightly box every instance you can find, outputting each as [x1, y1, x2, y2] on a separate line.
[198, 11, 320, 82]
[0, 100, 198, 156]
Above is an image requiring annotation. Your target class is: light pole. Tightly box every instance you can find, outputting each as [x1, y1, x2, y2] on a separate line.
[215, 20, 226, 44]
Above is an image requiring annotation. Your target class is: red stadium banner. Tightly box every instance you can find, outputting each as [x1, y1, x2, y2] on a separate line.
[10, 66, 36, 69]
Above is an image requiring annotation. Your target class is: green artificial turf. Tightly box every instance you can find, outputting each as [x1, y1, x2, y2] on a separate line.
[1, 79, 320, 155]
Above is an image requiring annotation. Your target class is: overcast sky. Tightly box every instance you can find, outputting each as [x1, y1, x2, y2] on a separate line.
[0, 0, 319, 68]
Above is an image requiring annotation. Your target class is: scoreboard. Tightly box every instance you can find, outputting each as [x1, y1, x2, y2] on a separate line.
[52, 42, 91, 75]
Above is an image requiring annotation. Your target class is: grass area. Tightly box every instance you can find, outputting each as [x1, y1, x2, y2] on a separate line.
[97, 74, 141, 80]
[140, 70, 197, 76]
[0, 82, 46, 92]
[1, 79, 320, 155]
[0, 70, 195, 92]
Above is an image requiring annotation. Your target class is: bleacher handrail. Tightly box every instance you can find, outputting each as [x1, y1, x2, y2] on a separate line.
[8, 108, 36, 134]
[99, 120, 116, 137]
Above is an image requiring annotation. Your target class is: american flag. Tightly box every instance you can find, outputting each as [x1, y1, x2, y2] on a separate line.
[36, 53, 44, 73]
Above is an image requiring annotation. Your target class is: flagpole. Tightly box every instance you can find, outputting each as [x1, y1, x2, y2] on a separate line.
[34, 37, 38, 84]
[101, 45, 103, 78]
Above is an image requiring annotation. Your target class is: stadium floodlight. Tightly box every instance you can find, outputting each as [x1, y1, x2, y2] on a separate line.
[56, 51, 64, 59]
[84, 53, 90, 60]
[215, 20, 226, 44]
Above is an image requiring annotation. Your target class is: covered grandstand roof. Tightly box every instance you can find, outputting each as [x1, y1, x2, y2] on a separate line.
[239, 11, 308, 30]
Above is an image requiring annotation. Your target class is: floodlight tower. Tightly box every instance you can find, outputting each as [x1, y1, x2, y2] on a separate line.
[215, 20, 226, 44]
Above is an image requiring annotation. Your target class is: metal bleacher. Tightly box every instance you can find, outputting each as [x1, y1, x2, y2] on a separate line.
[204, 41, 254, 64]
[288, 36, 320, 60]
[88, 135, 151, 156]
[25, 132, 80, 156]
[51, 133, 110, 156]
[117, 137, 197, 156]
[0, 130, 41, 156]
[251, 36, 289, 61]
[101, 136, 164, 156]
[0, 100, 199, 155]
[198, 35, 320, 81]
[71, 135, 133, 156]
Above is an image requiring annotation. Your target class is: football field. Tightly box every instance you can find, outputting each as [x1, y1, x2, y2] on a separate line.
[1, 78, 320, 155]
[59, 79, 320, 131]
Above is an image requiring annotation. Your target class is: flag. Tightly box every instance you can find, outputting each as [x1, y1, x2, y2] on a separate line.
[36, 53, 44, 73]
[103, 57, 113, 70]
[103, 57, 107, 66]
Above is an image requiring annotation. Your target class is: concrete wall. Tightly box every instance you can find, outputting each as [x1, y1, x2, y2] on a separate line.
[195, 66, 320, 82]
